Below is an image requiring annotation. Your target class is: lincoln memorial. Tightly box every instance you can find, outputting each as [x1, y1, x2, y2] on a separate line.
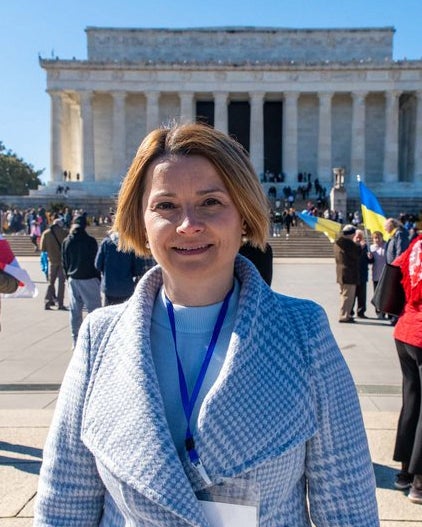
[38, 26, 422, 200]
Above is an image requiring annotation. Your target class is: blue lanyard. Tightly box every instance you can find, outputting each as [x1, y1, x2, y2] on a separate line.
[165, 284, 234, 481]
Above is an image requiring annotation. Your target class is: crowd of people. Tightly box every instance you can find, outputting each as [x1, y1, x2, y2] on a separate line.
[35, 209, 156, 349]
[1, 206, 119, 233]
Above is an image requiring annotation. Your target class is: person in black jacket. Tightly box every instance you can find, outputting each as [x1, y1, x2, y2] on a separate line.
[95, 231, 156, 305]
[238, 242, 273, 286]
[62, 214, 101, 347]
[333, 224, 361, 323]
[352, 229, 371, 319]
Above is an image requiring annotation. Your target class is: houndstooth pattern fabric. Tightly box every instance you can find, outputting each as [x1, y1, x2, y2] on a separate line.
[34, 256, 379, 526]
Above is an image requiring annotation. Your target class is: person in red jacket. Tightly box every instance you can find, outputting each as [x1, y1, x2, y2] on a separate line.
[392, 234, 422, 503]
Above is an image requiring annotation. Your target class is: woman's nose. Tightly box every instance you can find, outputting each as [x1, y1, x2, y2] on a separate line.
[176, 208, 204, 234]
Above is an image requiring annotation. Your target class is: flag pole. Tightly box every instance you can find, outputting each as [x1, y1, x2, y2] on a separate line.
[356, 174, 371, 248]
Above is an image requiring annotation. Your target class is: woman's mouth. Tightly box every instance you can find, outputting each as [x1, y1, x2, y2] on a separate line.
[173, 244, 211, 255]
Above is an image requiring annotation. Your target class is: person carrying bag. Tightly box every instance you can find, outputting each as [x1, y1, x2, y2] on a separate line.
[371, 263, 405, 317]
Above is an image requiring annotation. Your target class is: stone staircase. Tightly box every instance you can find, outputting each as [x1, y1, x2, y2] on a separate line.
[266, 225, 334, 258]
[2, 225, 111, 258]
[3, 223, 335, 259]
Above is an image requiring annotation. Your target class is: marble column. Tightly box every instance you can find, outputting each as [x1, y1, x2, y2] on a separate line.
[69, 101, 81, 179]
[350, 91, 367, 179]
[179, 91, 195, 123]
[414, 90, 422, 180]
[383, 90, 401, 183]
[214, 92, 229, 134]
[282, 91, 299, 186]
[146, 91, 160, 132]
[249, 92, 265, 177]
[79, 90, 95, 182]
[317, 92, 333, 182]
[48, 90, 64, 183]
[112, 91, 126, 178]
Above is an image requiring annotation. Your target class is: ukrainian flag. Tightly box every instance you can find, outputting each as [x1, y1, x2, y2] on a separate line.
[298, 212, 342, 243]
[358, 181, 388, 240]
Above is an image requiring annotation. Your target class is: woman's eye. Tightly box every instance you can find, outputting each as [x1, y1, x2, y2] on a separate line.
[156, 202, 175, 210]
[203, 198, 221, 207]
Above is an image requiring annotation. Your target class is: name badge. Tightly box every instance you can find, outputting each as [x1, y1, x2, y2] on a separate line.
[196, 477, 259, 527]
[199, 499, 258, 527]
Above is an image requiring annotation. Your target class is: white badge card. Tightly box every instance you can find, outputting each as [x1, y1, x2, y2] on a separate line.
[196, 477, 259, 527]
[199, 499, 257, 527]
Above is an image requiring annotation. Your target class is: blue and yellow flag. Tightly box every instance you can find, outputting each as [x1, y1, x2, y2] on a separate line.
[298, 212, 342, 243]
[358, 181, 388, 240]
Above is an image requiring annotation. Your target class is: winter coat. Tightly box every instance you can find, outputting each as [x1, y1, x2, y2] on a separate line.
[34, 256, 378, 526]
[334, 236, 361, 285]
[393, 235, 422, 348]
[62, 226, 100, 280]
[385, 227, 409, 264]
[95, 233, 154, 298]
[40, 224, 68, 265]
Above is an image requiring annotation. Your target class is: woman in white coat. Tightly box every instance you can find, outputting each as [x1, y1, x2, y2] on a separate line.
[34, 123, 379, 526]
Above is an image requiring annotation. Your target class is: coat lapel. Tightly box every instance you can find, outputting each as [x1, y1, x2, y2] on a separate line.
[82, 267, 207, 526]
[81, 258, 317, 525]
[193, 258, 317, 477]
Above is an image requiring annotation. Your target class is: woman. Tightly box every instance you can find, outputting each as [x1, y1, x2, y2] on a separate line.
[392, 233, 422, 504]
[34, 123, 378, 526]
[29, 218, 41, 252]
[369, 231, 387, 319]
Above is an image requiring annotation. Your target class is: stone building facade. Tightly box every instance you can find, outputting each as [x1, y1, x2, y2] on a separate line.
[39, 27, 422, 199]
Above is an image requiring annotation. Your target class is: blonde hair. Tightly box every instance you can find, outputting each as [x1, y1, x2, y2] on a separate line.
[372, 230, 383, 238]
[114, 122, 270, 256]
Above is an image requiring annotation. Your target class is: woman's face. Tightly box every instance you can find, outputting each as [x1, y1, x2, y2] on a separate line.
[142, 155, 244, 292]
[372, 233, 382, 245]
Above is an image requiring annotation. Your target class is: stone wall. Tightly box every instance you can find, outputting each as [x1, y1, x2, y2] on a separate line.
[86, 27, 394, 64]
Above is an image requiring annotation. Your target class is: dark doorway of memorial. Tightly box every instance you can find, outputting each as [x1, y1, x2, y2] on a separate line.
[264, 101, 283, 177]
[228, 101, 250, 153]
[196, 101, 215, 127]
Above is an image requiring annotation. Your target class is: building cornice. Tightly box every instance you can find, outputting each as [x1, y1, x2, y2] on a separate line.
[39, 58, 422, 71]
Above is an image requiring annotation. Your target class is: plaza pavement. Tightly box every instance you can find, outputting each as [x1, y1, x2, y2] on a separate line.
[0, 256, 421, 526]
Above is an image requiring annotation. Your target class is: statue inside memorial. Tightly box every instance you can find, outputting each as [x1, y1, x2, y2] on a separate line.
[333, 167, 345, 189]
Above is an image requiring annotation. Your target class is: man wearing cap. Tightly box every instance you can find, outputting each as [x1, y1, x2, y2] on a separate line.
[334, 224, 361, 323]
[61, 214, 101, 348]
[40, 214, 68, 310]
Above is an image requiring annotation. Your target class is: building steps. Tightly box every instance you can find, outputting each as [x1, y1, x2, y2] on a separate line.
[3, 224, 335, 259]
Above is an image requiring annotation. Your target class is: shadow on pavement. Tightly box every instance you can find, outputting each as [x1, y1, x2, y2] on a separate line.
[373, 462, 397, 490]
[0, 440, 42, 474]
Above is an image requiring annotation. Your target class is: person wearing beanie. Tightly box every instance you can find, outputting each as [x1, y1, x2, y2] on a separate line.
[61, 214, 101, 347]
[334, 224, 361, 323]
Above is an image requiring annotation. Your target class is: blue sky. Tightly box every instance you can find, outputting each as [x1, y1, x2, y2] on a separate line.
[1, 0, 421, 183]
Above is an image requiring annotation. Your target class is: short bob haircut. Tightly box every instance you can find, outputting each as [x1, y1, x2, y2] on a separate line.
[114, 122, 270, 256]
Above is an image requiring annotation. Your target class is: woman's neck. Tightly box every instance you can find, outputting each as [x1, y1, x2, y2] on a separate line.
[162, 273, 234, 306]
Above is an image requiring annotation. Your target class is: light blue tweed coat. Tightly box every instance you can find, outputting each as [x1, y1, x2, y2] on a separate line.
[34, 256, 379, 526]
